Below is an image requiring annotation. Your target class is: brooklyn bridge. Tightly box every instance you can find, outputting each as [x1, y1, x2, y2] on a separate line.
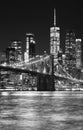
[0, 54, 83, 91]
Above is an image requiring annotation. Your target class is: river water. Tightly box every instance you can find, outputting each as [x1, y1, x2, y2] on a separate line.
[0, 91, 83, 130]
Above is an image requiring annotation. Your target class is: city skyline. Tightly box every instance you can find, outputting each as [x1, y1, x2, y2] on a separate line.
[0, 1, 83, 55]
[0, 1, 83, 92]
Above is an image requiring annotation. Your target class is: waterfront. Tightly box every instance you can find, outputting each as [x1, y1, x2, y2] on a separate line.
[0, 91, 83, 130]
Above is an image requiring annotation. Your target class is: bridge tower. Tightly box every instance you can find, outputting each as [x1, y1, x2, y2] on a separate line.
[37, 55, 55, 91]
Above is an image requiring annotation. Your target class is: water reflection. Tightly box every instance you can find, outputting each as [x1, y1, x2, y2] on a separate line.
[0, 91, 83, 130]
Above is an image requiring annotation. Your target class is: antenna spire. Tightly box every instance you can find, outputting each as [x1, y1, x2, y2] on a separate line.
[54, 8, 56, 26]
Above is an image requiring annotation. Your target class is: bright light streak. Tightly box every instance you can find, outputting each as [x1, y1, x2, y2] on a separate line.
[43, 67, 46, 74]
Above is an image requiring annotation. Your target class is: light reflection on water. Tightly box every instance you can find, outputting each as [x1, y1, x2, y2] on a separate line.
[0, 91, 83, 130]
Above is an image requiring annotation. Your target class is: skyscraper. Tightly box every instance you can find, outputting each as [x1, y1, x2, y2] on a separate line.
[24, 33, 36, 62]
[6, 47, 16, 64]
[76, 39, 82, 69]
[11, 41, 22, 62]
[50, 9, 60, 63]
[0, 51, 6, 64]
[65, 30, 76, 77]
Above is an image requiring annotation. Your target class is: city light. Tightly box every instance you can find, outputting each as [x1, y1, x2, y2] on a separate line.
[0, 8, 83, 91]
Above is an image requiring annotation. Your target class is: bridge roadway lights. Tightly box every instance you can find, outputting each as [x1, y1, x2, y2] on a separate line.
[0, 65, 55, 91]
[37, 74, 55, 91]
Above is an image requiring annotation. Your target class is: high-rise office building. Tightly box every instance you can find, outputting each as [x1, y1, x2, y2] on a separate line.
[0, 51, 6, 64]
[50, 9, 60, 63]
[6, 47, 16, 64]
[24, 33, 36, 62]
[76, 39, 82, 69]
[11, 41, 22, 62]
[65, 30, 76, 77]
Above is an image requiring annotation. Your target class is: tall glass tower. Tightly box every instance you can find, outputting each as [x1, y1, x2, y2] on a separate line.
[65, 30, 76, 77]
[24, 33, 36, 62]
[76, 39, 82, 69]
[50, 9, 60, 63]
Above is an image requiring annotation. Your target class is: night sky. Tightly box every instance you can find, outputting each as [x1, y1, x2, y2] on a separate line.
[0, 1, 83, 55]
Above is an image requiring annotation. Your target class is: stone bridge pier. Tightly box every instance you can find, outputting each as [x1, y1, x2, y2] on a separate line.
[37, 74, 55, 91]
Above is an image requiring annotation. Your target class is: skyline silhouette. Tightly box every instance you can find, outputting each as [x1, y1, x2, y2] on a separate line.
[0, 1, 83, 55]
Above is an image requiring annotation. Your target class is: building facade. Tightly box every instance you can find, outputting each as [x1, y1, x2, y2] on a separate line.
[58, 49, 63, 65]
[11, 41, 23, 63]
[0, 51, 6, 64]
[50, 9, 60, 64]
[65, 30, 76, 77]
[76, 39, 82, 69]
[6, 47, 16, 64]
[24, 33, 36, 62]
